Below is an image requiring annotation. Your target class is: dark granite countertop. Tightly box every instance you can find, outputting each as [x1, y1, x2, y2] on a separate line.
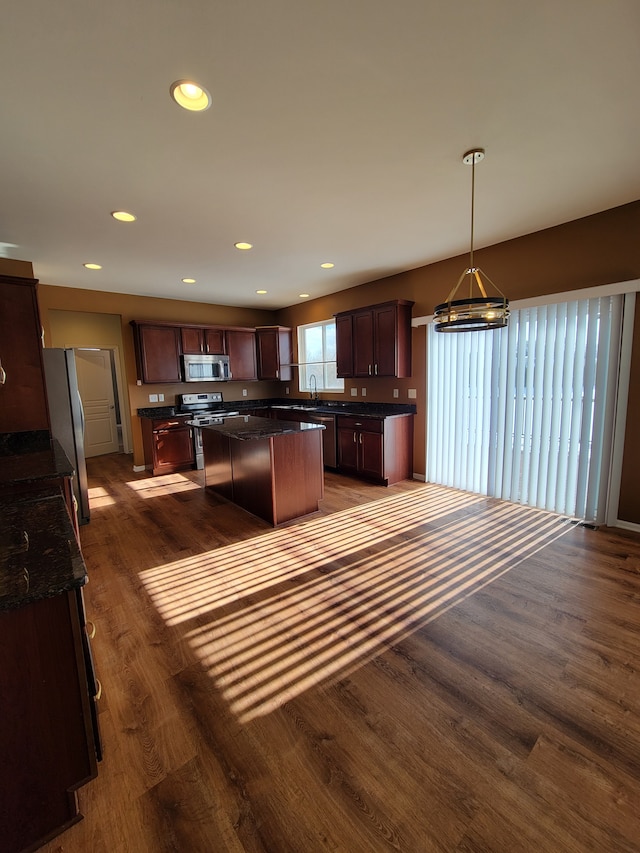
[0, 492, 87, 612]
[0, 434, 75, 487]
[136, 406, 186, 419]
[138, 398, 416, 420]
[196, 414, 325, 441]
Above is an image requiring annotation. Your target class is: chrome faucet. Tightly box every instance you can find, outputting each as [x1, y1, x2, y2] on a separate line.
[309, 373, 319, 401]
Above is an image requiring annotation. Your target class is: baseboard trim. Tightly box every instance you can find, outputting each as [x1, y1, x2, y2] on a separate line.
[614, 518, 640, 534]
[412, 472, 426, 482]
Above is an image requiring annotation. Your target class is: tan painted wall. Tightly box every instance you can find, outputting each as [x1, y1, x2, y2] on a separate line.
[24, 199, 640, 523]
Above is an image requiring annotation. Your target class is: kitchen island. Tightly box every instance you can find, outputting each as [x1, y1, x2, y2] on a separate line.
[200, 415, 325, 525]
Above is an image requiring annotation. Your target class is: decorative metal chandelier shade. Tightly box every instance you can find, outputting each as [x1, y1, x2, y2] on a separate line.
[433, 149, 509, 332]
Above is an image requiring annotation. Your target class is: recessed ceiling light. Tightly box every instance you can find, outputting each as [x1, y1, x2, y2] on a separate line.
[182, 278, 196, 284]
[256, 289, 267, 295]
[111, 210, 137, 222]
[320, 262, 334, 269]
[299, 293, 310, 298]
[83, 263, 102, 270]
[235, 242, 253, 250]
[170, 80, 212, 112]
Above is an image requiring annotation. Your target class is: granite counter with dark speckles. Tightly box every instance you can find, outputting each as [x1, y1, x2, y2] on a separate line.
[0, 433, 87, 612]
[0, 492, 86, 611]
[194, 414, 325, 441]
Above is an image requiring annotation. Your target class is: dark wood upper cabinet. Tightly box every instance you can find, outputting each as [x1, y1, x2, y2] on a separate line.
[0, 275, 50, 433]
[226, 328, 257, 381]
[256, 326, 293, 381]
[334, 299, 414, 378]
[131, 323, 182, 384]
[335, 314, 354, 378]
[180, 327, 226, 355]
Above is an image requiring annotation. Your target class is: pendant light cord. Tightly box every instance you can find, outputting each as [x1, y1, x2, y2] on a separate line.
[469, 153, 475, 297]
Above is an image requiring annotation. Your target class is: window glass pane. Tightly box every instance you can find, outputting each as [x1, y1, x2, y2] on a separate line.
[296, 319, 344, 393]
[325, 323, 336, 360]
[304, 327, 323, 363]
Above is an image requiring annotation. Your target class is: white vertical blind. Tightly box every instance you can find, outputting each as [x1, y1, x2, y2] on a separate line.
[427, 295, 623, 522]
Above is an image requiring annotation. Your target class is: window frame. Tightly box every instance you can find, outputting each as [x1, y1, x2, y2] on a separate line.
[296, 319, 344, 394]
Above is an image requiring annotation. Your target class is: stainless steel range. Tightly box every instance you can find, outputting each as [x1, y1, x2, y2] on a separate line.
[177, 392, 240, 469]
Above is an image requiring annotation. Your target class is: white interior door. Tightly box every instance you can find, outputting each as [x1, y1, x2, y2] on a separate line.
[74, 348, 120, 457]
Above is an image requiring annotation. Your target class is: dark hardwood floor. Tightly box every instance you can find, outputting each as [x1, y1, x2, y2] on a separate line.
[40, 453, 640, 853]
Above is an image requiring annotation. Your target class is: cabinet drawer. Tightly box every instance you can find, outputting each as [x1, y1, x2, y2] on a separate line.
[151, 417, 189, 431]
[337, 415, 383, 433]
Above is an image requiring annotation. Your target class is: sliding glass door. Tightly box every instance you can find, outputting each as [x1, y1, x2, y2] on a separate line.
[427, 295, 623, 523]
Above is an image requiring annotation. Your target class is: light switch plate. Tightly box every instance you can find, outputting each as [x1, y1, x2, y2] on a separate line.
[350, 387, 358, 397]
[393, 388, 399, 398]
[361, 387, 367, 396]
[408, 389, 417, 399]
[149, 393, 158, 403]
[158, 393, 164, 402]
[242, 388, 248, 397]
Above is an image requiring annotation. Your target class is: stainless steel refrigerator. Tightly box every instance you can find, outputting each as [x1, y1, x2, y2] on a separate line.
[42, 348, 90, 525]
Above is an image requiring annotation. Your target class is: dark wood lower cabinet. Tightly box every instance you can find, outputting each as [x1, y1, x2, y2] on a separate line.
[337, 414, 413, 485]
[0, 590, 98, 853]
[140, 417, 194, 476]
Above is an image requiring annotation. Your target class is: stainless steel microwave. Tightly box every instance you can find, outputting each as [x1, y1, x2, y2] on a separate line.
[181, 353, 232, 382]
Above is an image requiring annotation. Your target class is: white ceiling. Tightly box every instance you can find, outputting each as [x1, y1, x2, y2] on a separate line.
[1, 0, 639, 310]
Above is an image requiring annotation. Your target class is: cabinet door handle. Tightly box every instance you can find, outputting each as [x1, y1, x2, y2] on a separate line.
[353, 431, 357, 443]
[374, 363, 378, 375]
[368, 364, 372, 375]
[359, 434, 363, 444]
[0, 360, 6, 385]
[95, 679, 103, 701]
[22, 568, 30, 593]
[86, 620, 96, 639]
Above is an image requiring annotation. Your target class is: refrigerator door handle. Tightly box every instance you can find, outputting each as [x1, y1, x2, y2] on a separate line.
[77, 390, 86, 434]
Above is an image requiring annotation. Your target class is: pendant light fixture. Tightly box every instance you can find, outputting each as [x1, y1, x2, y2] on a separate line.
[433, 149, 509, 332]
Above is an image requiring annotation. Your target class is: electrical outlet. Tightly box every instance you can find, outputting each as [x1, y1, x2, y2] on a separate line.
[285, 386, 290, 395]
[158, 393, 164, 402]
[361, 387, 367, 397]
[393, 388, 399, 398]
[350, 387, 358, 397]
[408, 389, 417, 399]
[242, 388, 248, 397]
[149, 393, 158, 403]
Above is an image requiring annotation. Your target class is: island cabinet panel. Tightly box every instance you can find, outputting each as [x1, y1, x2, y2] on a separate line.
[0, 590, 98, 853]
[271, 429, 324, 524]
[131, 322, 182, 383]
[256, 326, 293, 381]
[337, 414, 413, 485]
[0, 275, 50, 433]
[180, 327, 226, 355]
[334, 299, 414, 379]
[201, 417, 324, 525]
[226, 328, 257, 381]
[202, 428, 233, 500]
[231, 439, 275, 522]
